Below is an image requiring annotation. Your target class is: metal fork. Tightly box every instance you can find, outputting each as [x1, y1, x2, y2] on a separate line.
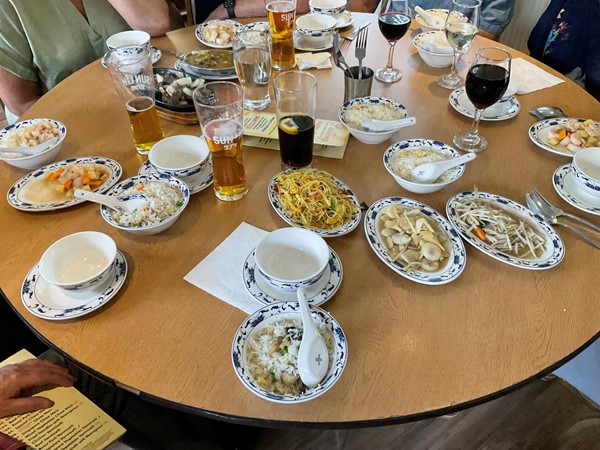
[355, 27, 368, 81]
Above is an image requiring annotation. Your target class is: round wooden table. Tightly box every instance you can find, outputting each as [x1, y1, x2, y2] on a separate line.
[2, 14, 600, 427]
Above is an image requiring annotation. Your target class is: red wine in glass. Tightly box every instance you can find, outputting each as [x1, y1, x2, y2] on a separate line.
[465, 64, 509, 109]
[378, 13, 411, 42]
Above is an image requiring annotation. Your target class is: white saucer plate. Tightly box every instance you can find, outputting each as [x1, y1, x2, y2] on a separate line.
[449, 88, 520, 121]
[528, 118, 600, 158]
[267, 170, 361, 238]
[138, 158, 213, 195]
[293, 31, 333, 52]
[21, 250, 127, 321]
[446, 191, 565, 270]
[174, 60, 238, 80]
[243, 247, 342, 306]
[101, 46, 161, 68]
[195, 20, 241, 48]
[553, 164, 600, 216]
[335, 11, 355, 29]
[7, 157, 122, 212]
[364, 197, 466, 285]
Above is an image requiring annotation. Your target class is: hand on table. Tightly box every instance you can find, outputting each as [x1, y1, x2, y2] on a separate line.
[0, 359, 75, 418]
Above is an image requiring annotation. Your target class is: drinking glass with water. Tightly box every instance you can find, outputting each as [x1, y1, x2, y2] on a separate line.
[233, 30, 272, 110]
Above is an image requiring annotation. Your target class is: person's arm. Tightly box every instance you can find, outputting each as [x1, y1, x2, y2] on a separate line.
[0, 67, 41, 118]
[479, 0, 515, 41]
[346, 0, 378, 12]
[478, 29, 498, 41]
[206, 0, 309, 20]
[107, 0, 170, 36]
[0, 359, 75, 419]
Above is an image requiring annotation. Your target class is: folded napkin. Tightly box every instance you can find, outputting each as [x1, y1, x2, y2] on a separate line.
[511, 58, 564, 95]
[296, 52, 332, 70]
[184, 222, 267, 314]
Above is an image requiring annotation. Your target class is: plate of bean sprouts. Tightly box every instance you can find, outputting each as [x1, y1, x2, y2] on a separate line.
[446, 191, 565, 270]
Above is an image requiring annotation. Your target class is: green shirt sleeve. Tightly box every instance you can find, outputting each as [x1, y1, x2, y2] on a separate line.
[0, 0, 37, 83]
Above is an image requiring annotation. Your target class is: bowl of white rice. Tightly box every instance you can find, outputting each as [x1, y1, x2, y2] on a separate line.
[338, 97, 409, 145]
[232, 301, 347, 404]
[383, 139, 465, 194]
[100, 173, 190, 235]
[0, 119, 66, 170]
[412, 30, 454, 68]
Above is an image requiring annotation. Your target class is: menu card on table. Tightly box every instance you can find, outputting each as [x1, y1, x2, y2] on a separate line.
[0, 350, 125, 450]
[243, 112, 350, 159]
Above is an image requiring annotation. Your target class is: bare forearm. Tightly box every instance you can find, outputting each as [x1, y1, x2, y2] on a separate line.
[478, 29, 498, 41]
[107, 0, 170, 36]
[206, 0, 309, 20]
[0, 67, 41, 117]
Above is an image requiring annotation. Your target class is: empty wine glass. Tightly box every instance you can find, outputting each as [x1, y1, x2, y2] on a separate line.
[436, 0, 481, 90]
[375, 0, 411, 83]
[453, 46, 512, 152]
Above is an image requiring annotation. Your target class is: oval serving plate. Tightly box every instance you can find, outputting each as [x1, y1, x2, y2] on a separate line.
[237, 21, 270, 33]
[195, 19, 241, 49]
[175, 59, 237, 81]
[528, 118, 600, 157]
[449, 88, 520, 122]
[7, 157, 122, 212]
[446, 191, 565, 270]
[267, 169, 361, 237]
[232, 302, 348, 404]
[364, 197, 466, 285]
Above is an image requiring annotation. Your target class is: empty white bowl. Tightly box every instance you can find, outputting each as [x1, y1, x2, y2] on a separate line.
[572, 147, 600, 196]
[0, 119, 66, 170]
[413, 31, 454, 68]
[39, 231, 117, 291]
[255, 228, 330, 291]
[149, 135, 210, 178]
[383, 139, 465, 194]
[296, 13, 337, 38]
[309, 0, 347, 16]
[338, 96, 409, 145]
[106, 30, 150, 50]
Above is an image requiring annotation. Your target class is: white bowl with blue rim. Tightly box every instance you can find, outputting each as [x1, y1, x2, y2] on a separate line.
[338, 96, 409, 145]
[412, 31, 454, 68]
[231, 301, 348, 403]
[0, 119, 67, 170]
[100, 173, 190, 235]
[254, 227, 330, 291]
[572, 147, 600, 197]
[296, 13, 338, 38]
[39, 231, 117, 291]
[309, 0, 347, 16]
[148, 135, 210, 179]
[383, 139, 465, 194]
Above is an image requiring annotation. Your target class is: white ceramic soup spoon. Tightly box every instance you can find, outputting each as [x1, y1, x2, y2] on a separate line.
[414, 6, 445, 28]
[411, 152, 476, 183]
[74, 189, 148, 213]
[360, 116, 417, 132]
[296, 287, 329, 388]
[0, 137, 59, 159]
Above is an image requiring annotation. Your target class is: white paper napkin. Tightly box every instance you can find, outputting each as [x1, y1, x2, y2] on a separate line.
[511, 58, 564, 95]
[184, 222, 267, 314]
[296, 52, 332, 70]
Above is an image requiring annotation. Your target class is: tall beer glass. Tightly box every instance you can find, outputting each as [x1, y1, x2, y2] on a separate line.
[233, 30, 272, 110]
[193, 82, 249, 202]
[105, 46, 165, 154]
[264, 0, 296, 71]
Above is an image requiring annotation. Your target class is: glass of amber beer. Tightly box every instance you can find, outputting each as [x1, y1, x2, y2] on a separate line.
[264, 0, 296, 70]
[193, 82, 249, 202]
[105, 46, 164, 154]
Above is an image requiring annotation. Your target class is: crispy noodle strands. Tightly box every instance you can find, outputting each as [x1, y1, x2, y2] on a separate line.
[275, 169, 357, 230]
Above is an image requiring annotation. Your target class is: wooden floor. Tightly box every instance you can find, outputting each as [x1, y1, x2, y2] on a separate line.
[255, 378, 600, 449]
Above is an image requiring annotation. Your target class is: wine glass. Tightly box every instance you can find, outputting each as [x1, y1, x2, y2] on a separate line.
[436, 0, 481, 90]
[453, 46, 512, 152]
[375, 0, 411, 83]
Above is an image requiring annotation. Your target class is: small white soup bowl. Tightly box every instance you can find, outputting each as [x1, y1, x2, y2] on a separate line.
[572, 147, 600, 197]
[309, 0, 347, 16]
[39, 231, 117, 291]
[254, 228, 330, 291]
[296, 13, 338, 38]
[413, 31, 454, 68]
[106, 30, 150, 50]
[149, 135, 210, 178]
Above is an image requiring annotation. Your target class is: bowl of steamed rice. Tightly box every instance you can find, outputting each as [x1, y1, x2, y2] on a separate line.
[232, 301, 347, 404]
[338, 97, 409, 144]
[100, 173, 190, 235]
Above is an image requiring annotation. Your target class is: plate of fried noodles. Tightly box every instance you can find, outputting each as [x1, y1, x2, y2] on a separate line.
[268, 168, 361, 237]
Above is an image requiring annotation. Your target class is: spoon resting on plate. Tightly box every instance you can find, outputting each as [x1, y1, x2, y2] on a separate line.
[297, 287, 329, 388]
[414, 6, 445, 28]
[0, 137, 59, 159]
[361, 116, 416, 132]
[74, 189, 149, 213]
[411, 152, 476, 183]
[528, 106, 567, 120]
